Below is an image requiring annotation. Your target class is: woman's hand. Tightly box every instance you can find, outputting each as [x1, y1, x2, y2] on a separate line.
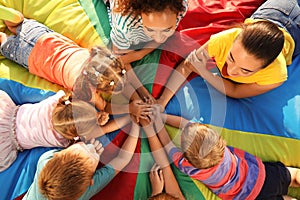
[185, 48, 210, 74]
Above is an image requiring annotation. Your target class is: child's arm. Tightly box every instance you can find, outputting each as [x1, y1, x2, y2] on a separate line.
[113, 41, 160, 64]
[123, 63, 156, 104]
[158, 43, 209, 108]
[108, 121, 140, 174]
[153, 112, 178, 155]
[104, 100, 152, 122]
[163, 113, 189, 129]
[100, 114, 131, 134]
[82, 115, 132, 143]
[142, 121, 185, 200]
[157, 59, 193, 109]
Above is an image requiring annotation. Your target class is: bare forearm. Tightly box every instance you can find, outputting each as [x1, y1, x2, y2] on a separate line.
[109, 123, 139, 172]
[142, 122, 185, 199]
[162, 167, 185, 200]
[101, 115, 131, 133]
[159, 61, 192, 108]
[195, 68, 281, 98]
[105, 103, 129, 114]
[164, 114, 189, 129]
[120, 41, 161, 64]
[144, 127, 171, 168]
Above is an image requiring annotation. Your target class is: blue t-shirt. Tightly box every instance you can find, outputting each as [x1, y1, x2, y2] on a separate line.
[23, 149, 115, 200]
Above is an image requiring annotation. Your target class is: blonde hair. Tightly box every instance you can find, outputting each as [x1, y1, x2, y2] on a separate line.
[38, 151, 94, 200]
[73, 46, 125, 102]
[181, 123, 226, 169]
[52, 94, 99, 142]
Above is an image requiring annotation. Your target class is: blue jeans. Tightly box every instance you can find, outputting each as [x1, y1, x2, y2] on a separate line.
[0, 19, 53, 69]
[251, 0, 300, 57]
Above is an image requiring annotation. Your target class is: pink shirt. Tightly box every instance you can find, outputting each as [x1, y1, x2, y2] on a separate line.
[28, 32, 90, 90]
[16, 90, 69, 149]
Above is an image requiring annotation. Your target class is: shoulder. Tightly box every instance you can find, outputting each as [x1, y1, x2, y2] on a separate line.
[112, 11, 142, 30]
[256, 53, 288, 85]
[80, 164, 116, 199]
[23, 149, 61, 200]
[208, 28, 241, 57]
[177, 0, 188, 22]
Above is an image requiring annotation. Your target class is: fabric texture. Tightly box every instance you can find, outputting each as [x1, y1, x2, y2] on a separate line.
[0, 90, 20, 172]
[1, 0, 300, 199]
[0, 5, 23, 23]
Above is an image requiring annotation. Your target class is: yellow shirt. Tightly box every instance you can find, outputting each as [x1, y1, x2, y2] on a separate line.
[207, 18, 295, 85]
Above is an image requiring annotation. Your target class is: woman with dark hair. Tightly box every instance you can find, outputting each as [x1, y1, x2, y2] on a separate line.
[105, 0, 188, 103]
[158, 0, 300, 106]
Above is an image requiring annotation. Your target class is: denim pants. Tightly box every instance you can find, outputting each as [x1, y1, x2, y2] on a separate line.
[0, 19, 53, 68]
[250, 0, 300, 57]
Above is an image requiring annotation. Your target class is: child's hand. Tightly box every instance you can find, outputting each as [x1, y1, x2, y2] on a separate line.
[97, 111, 110, 126]
[129, 100, 153, 123]
[152, 104, 165, 132]
[89, 138, 104, 157]
[92, 91, 107, 111]
[136, 87, 156, 105]
[149, 163, 164, 196]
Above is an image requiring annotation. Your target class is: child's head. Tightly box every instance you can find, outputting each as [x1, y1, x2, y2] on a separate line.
[115, 0, 185, 43]
[38, 142, 99, 200]
[73, 46, 125, 102]
[227, 20, 284, 78]
[52, 94, 101, 142]
[181, 123, 226, 169]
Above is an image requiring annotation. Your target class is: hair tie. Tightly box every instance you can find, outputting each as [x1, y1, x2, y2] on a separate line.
[95, 71, 100, 77]
[64, 100, 71, 105]
[82, 70, 88, 75]
[110, 80, 115, 86]
[121, 69, 126, 75]
[74, 136, 80, 141]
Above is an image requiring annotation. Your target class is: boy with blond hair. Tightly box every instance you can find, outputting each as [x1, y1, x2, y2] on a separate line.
[152, 109, 300, 200]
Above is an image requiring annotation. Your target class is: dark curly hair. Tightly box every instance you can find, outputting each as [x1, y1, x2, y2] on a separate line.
[114, 0, 185, 16]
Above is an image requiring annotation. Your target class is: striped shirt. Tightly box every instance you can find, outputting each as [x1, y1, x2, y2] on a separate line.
[108, 0, 188, 49]
[170, 146, 266, 200]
